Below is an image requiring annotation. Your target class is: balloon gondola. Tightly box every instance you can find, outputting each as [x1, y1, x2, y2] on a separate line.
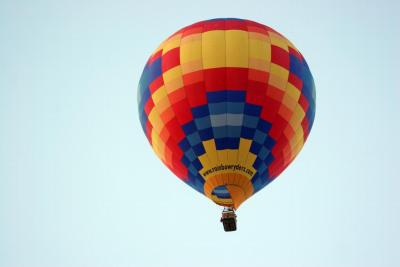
[138, 18, 316, 231]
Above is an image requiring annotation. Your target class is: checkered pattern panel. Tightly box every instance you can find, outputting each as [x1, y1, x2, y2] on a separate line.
[138, 18, 315, 200]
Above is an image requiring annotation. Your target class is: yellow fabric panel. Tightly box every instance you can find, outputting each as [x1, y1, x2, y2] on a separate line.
[152, 86, 172, 115]
[181, 61, 203, 74]
[286, 82, 301, 102]
[249, 31, 269, 41]
[238, 138, 252, 165]
[181, 32, 202, 43]
[163, 66, 183, 93]
[163, 65, 182, 84]
[202, 140, 218, 163]
[226, 30, 248, 68]
[249, 43, 270, 71]
[289, 105, 306, 128]
[180, 33, 203, 74]
[248, 31, 270, 72]
[162, 34, 182, 54]
[226, 149, 238, 163]
[269, 31, 289, 51]
[151, 131, 166, 162]
[269, 63, 289, 90]
[151, 86, 171, 115]
[180, 34, 202, 63]
[249, 36, 270, 59]
[198, 154, 213, 178]
[147, 109, 164, 135]
[289, 134, 305, 162]
[282, 94, 297, 112]
[155, 97, 170, 114]
[198, 154, 211, 169]
[166, 78, 183, 94]
[151, 85, 167, 104]
[202, 30, 226, 69]
[290, 127, 304, 150]
[245, 153, 257, 169]
[249, 59, 270, 72]
[217, 150, 228, 164]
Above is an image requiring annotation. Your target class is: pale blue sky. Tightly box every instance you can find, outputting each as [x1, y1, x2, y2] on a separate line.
[1, 0, 399, 267]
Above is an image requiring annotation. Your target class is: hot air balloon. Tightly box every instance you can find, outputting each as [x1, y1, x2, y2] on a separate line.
[138, 18, 315, 231]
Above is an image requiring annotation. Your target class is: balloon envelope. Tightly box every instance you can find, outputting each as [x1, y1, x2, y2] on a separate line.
[138, 18, 315, 209]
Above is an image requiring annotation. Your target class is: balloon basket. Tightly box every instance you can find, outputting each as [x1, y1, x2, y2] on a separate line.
[220, 207, 237, 232]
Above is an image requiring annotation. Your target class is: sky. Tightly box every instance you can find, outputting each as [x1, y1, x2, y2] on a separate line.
[0, 0, 399, 267]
